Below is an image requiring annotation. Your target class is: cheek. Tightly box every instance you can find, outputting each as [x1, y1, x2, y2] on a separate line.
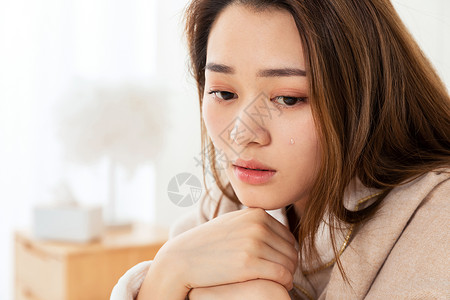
[202, 99, 229, 147]
[277, 113, 322, 171]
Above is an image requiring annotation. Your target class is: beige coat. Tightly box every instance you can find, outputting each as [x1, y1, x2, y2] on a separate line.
[170, 169, 450, 299]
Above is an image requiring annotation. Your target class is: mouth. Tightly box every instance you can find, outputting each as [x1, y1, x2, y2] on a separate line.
[232, 158, 276, 185]
[237, 167, 271, 171]
[233, 158, 275, 171]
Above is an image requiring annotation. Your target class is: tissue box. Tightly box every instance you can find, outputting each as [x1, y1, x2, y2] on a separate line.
[33, 205, 104, 243]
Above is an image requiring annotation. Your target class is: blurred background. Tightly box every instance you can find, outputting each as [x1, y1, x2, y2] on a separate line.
[0, 0, 449, 299]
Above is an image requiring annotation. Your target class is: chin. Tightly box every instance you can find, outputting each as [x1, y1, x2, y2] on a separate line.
[234, 190, 288, 210]
[225, 171, 295, 210]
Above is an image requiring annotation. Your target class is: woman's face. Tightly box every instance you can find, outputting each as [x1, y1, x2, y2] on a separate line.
[202, 4, 321, 214]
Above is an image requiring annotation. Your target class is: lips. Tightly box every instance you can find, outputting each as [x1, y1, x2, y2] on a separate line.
[233, 158, 275, 171]
[232, 158, 276, 185]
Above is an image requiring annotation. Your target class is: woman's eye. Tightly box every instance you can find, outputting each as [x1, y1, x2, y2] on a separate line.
[272, 96, 306, 107]
[208, 90, 237, 101]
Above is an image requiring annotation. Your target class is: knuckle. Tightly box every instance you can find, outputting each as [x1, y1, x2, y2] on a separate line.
[284, 273, 293, 287]
[240, 251, 254, 269]
[293, 257, 299, 271]
[250, 207, 267, 219]
[287, 258, 296, 274]
[244, 238, 261, 251]
[250, 223, 268, 237]
[290, 248, 299, 262]
[275, 265, 292, 286]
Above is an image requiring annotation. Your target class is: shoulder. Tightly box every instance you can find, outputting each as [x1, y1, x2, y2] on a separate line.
[367, 169, 450, 297]
[380, 168, 449, 226]
[402, 167, 449, 197]
[386, 168, 449, 203]
[375, 168, 449, 221]
[413, 168, 449, 210]
[382, 168, 449, 247]
[326, 169, 450, 298]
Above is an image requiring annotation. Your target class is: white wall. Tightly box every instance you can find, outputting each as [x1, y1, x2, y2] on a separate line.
[0, 1, 449, 299]
[0, 0, 200, 299]
[393, 0, 450, 88]
[151, 0, 203, 227]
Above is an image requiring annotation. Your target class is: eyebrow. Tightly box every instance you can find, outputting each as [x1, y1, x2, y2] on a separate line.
[205, 62, 306, 77]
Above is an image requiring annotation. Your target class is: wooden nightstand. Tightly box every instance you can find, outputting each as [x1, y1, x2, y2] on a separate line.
[14, 223, 169, 300]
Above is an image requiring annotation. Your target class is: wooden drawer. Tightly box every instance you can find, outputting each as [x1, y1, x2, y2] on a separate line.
[15, 224, 168, 300]
[15, 281, 43, 300]
[15, 238, 65, 300]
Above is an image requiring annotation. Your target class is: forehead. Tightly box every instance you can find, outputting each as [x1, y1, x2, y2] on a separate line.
[206, 4, 305, 69]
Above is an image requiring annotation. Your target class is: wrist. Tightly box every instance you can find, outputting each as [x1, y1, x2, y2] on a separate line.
[137, 244, 191, 300]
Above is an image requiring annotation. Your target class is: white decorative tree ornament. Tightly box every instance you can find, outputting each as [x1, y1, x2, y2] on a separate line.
[57, 81, 167, 226]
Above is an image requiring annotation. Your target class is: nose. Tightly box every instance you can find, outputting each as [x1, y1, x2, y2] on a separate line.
[224, 93, 272, 152]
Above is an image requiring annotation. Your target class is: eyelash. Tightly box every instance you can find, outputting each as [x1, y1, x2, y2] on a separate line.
[207, 90, 307, 109]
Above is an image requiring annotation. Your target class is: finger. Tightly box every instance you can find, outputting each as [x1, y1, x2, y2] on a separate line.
[260, 230, 298, 271]
[262, 210, 298, 246]
[255, 241, 297, 275]
[248, 258, 294, 290]
[246, 222, 298, 268]
[244, 208, 297, 246]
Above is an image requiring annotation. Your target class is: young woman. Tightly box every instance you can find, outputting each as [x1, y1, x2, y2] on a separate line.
[111, 0, 450, 299]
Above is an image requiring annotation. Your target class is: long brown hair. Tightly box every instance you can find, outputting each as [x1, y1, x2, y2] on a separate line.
[184, 0, 450, 278]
